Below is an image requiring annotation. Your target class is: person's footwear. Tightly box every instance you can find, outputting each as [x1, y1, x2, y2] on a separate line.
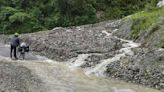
[15, 57, 18, 60]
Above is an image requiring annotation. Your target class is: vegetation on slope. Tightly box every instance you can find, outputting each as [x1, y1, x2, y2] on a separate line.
[131, 8, 163, 37]
[0, 0, 159, 34]
[130, 7, 164, 48]
[159, 28, 164, 48]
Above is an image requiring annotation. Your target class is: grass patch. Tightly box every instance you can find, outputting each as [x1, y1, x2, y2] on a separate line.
[159, 29, 164, 48]
[131, 8, 164, 38]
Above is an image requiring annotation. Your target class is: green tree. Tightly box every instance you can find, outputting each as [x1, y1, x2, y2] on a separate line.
[0, 0, 160, 34]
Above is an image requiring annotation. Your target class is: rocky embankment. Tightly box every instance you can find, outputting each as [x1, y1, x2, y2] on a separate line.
[106, 18, 164, 90]
[106, 48, 164, 89]
[0, 61, 43, 92]
[1, 18, 164, 90]
[22, 20, 123, 61]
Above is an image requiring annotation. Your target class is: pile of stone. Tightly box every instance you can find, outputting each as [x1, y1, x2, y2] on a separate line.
[0, 62, 43, 92]
[22, 22, 122, 61]
[105, 48, 164, 90]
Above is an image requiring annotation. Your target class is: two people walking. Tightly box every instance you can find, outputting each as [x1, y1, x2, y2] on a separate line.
[10, 33, 29, 60]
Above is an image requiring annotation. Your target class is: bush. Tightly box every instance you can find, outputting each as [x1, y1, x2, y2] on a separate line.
[9, 12, 31, 23]
[104, 8, 122, 19]
[0, 7, 19, 21]
[131, 8, 164, 38]
[0, 0, 161, 34]
[44, 15, 59, 29]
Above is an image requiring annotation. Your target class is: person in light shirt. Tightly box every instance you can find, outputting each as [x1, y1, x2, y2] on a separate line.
[20, 42, 27, 48]
[19, 42, 29, 59]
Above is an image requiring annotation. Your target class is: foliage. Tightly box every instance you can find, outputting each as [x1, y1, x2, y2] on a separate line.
[0, 7, 19, 21]
[131, 8, 164, 38]
[9, 12, 30, 23]
[0, 0, 160, 34]
[159, 28, 164, 48]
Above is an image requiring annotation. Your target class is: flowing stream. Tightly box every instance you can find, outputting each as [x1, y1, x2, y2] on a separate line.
[88, 31, 140, 76]
[69, 30, 140, 77]
[0, 33, 160, 92]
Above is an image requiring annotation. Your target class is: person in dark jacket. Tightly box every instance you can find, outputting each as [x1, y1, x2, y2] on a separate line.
[10, 33, 20, 59]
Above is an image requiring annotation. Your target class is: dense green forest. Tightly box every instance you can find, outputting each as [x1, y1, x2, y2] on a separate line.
[0, 0, 159, 34]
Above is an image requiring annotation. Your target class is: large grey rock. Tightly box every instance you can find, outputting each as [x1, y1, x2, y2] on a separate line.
[113, 17, 133, 39]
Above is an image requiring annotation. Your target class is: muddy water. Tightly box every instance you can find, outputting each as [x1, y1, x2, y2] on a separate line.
[69, 30, 141, 77]
[0, 54, 159, 92]
[22, 60, 159, 92]
[0, 41, 160, 92]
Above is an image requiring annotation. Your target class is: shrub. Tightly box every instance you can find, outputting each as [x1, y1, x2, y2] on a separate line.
[9, 12, 31, 23]
[0, 7, 19, 21]
[131, 8, 164, 38]
[0, 0, 161, 34]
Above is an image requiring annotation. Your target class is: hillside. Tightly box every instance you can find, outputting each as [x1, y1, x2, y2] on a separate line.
[0, 0, 164, 91]
[0, 0, 159, 34]
[115, 7, 164, 48]
[13, 6, 163, 90]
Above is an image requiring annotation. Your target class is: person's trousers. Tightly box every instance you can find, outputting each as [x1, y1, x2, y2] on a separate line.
[10, 45, 17, 59]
